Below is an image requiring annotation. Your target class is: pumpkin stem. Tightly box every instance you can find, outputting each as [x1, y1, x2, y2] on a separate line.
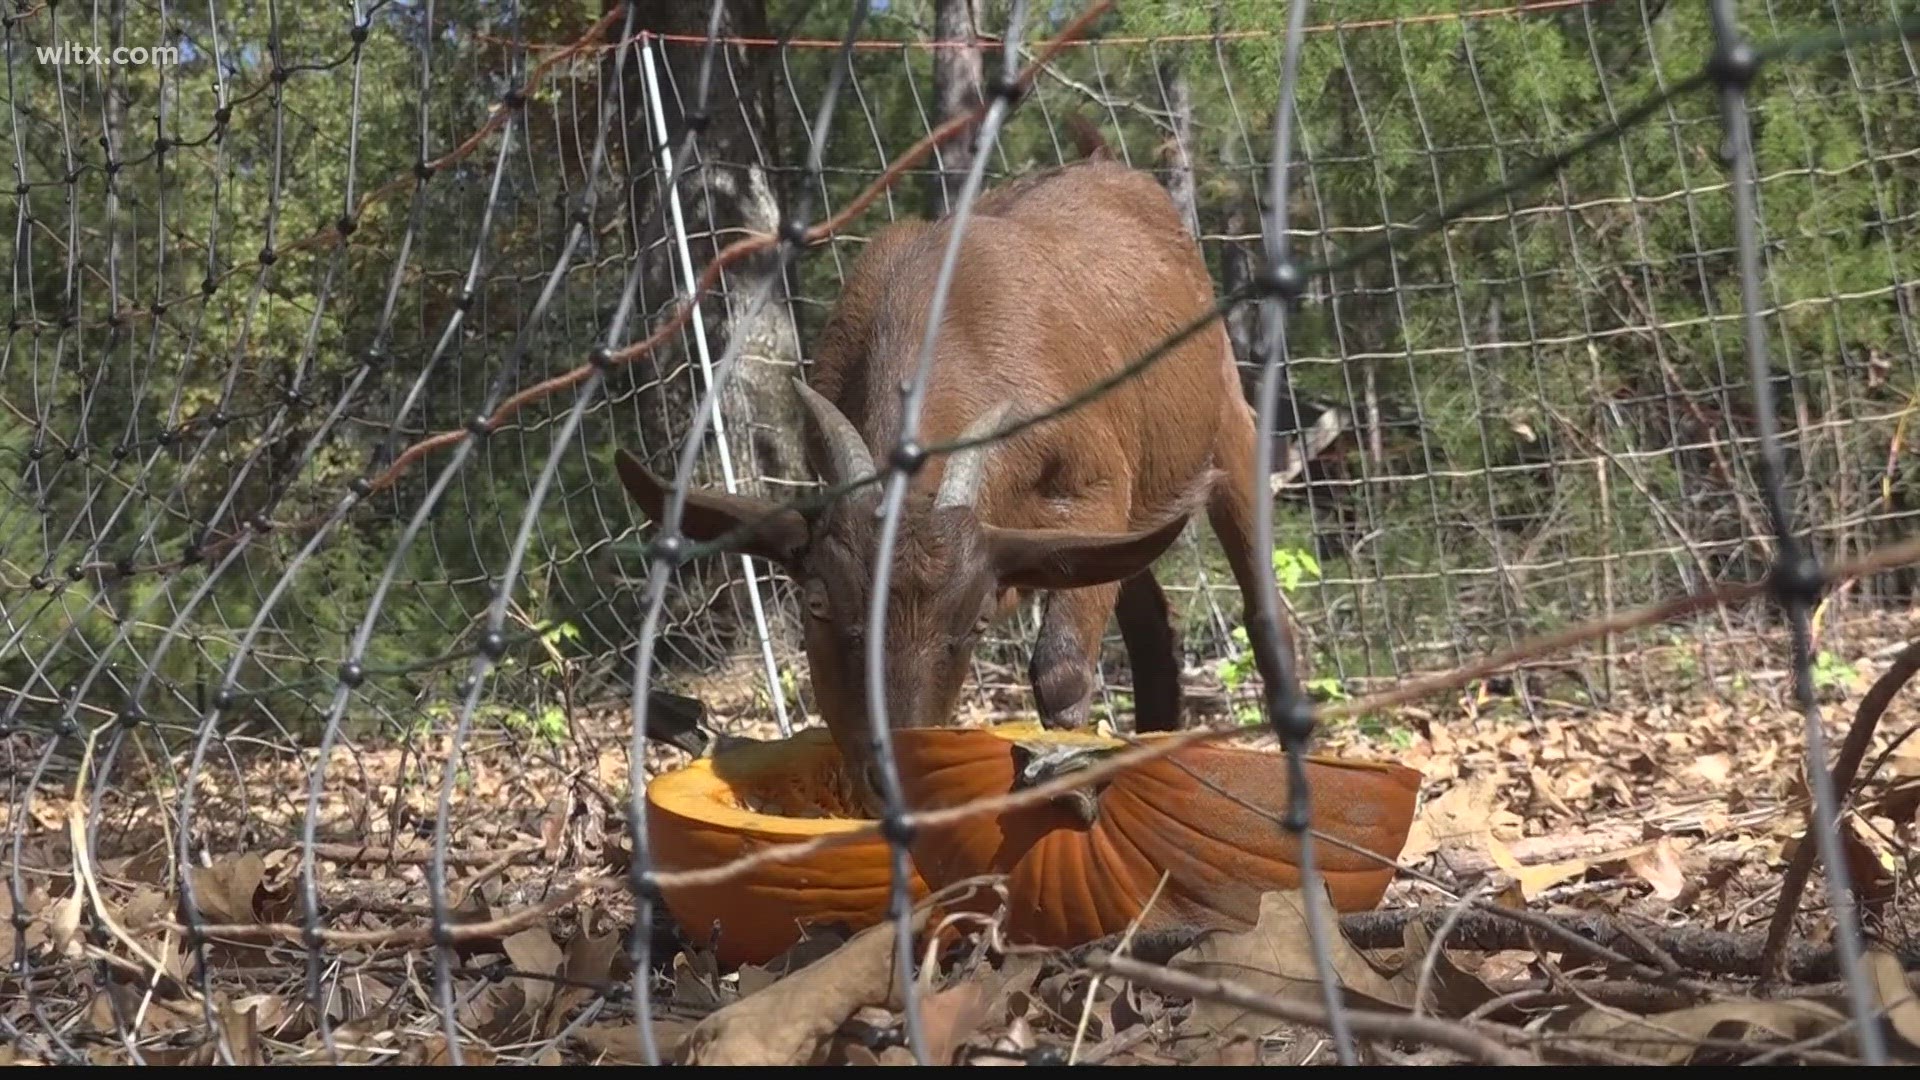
[1009, 741, 1120, 828]
[639, 690, 722, 757]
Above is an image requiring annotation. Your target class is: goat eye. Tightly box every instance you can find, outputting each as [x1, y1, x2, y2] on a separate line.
[805, 585, 830, 620]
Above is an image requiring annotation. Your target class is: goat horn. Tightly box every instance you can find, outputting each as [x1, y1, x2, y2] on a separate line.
[935, 401, 1016, 510]
[791, 378, 876, 486]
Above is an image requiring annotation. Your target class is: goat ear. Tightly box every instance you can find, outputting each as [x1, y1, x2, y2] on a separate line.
[613, 449, 810, 566]
[986, 512, 1192, 591]
[985, 469, 1218, 591]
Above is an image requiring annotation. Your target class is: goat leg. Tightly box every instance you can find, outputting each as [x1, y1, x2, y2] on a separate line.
[1115, 569, 1184, 732]
[1029, 583, 1120, 731]
[1208, 406, 1307, 728]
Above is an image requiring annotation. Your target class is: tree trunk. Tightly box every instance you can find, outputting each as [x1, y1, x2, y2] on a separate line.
[1158, 60, 1200, 237]
[601, 0, 806, 669]
[612, 0, 807, 496]
[927, 0, 984, 218]
[1220, 207, 1264, 402]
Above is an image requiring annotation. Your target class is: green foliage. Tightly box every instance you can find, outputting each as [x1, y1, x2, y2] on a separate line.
[1812, 650, 1865, 692]
[417, 698, 570, 747]
[1271, 547, 1321, 594]
[1091, 689, 1135, 726]
[10, 0, 1919, 742]
[1219, 546, 1339, 724]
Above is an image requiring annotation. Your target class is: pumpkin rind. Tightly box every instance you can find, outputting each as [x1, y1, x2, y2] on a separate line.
[892, 724, 1422, 947]
[646, 728, 929, 966]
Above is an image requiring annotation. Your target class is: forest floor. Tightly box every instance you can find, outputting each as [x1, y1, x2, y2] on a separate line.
[4, 613, 1919, 1065]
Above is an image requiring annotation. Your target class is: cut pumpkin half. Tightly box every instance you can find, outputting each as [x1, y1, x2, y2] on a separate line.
[892, 721, 1423, 947]
[646, 727, 928, 967]
[646, 721, 1422, 964]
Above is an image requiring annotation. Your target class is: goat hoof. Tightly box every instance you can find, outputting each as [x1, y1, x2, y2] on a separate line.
[1032, 667, 1093, 730]
[1030, 645, 1093, 730]
[1037, 699, 1092, 731]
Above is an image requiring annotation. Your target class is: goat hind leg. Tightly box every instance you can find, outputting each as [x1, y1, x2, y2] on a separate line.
[1208, 409, 1307, 726]
[1115, 570, 1183, 733]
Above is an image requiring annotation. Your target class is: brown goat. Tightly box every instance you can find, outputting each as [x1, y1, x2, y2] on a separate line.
[614, 126, 1296, 768]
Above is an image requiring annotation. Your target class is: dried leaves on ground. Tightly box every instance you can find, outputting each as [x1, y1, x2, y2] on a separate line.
[6, 631, 1920, 1063]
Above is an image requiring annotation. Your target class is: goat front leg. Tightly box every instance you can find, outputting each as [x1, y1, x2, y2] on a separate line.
[1030, 583, 1121, 731]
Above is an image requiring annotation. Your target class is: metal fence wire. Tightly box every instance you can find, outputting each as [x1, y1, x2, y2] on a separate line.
[4, 0, 1920, 1066]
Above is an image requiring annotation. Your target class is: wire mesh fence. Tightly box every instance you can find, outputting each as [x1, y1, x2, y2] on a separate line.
[3, 0, 1919, 1066]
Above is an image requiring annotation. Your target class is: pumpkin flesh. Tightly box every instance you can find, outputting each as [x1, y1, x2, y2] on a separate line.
[646, 728, 929, 966]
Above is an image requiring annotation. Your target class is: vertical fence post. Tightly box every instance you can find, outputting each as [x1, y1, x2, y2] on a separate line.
[639, 35, 793, 738]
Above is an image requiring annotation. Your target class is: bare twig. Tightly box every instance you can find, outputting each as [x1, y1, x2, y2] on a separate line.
[303, 842, 544, 869]
[1760, 637, 1920, 976]
[1338, 908, 1919, 984]
[1069, 870, 1171, 1064]
[1092, 952, 1540, 1065]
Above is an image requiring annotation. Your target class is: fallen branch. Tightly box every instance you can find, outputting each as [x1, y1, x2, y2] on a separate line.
[1069, 909, 1920, 985]
[176, 874, 623, 947]
[304, 842, 544, 868]
[1760, 637, 1920, 976]
[1093, 951, 1540, 1065]
[1344, 910, 1919, 984]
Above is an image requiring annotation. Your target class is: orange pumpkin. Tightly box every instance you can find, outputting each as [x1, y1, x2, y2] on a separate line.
[891, 722, 1422, 947]
[646, 728, 929, 966]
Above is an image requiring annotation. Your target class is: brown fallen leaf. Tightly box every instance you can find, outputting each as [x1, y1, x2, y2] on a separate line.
[1169, 890, 1419, 1041]
[1876, 777, 1920, 827]
[986, 955, 1045, 1022]
[186, 852, 266, 925]
[1488, 838, 1588, 901]
[1401, 774, 1503, 865]
[1391, 919, 1499, 1017]
[1840, 818, 1895, 915]
[233, 993, 291, 1038]
[116, 887, 170, 932]
[503, 926, 565, 1017]
[1865, 947, 1920, 1051]
[761, 927, 852, 977]
[461, 929, 563, 1043]
[1563, 998, 1851, 1064]
[224, 995, 267, 1067]
[677, 908, 927, 1065]
[1167, 888, 1499, 1045]
[540, 792, 572, 862]
[572, 1020, 695, 1064]
[49, 890, 84, 958]
[671, 950, 724, 1010]
[1692, 753, 1732, 786]
[412, 1033, 499, 1066]
[735, 962, 780, 999]
[1887, 738, 1920, 780]
[1625, 837, 1686, 903]
[327, 1007, 400, 1065]
[918, 980, 995, 1065]
[545, 919, 621, 1036]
